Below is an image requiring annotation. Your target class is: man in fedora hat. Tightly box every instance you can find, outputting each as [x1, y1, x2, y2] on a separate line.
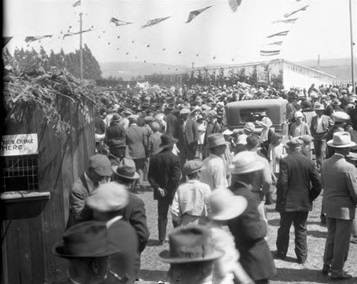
[159, 225, 223, 284]
[112, 162, 150, 273]
[53, 219, 136, 284]
[321, 132, 357, 279]
[85, 182, 139, 283]
[171, 160, 211, 227]
[200, 133, 229, 191]
[107, 139, 133, 168]
[310, 102, 333, 169]
[275, 138, 321, 264]
[68, 154, 112, 227]
[228, 151, 276, 283]
[105, 113, 126, 146]
[149, 134, 182, 244]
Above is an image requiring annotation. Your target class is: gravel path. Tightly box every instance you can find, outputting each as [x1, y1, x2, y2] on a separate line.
[135, 190, 357, 284]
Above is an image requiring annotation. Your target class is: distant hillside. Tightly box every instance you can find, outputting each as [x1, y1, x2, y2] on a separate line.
[100, 61, 189, 80]
[298, 58, 353, 82]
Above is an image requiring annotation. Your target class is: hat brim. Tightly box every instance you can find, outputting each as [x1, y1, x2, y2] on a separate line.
[159, 250, 223, 264]
[327, 140, 356, 148]
[112, 166, 140, 180]
[209, 196, 247, 221]
[52, 242, 121, 259]
[209, 142, 227, 149]
[231, 160, 265, 174]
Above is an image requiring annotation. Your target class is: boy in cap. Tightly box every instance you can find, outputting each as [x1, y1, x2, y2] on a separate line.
[171, 160, 211, 227]
[67, 154, 112, 227]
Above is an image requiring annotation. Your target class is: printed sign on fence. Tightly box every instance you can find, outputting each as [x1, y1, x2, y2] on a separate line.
[0, 133, 38, 156]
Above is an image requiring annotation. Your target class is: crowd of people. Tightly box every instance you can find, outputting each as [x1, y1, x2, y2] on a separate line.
[52, 81, 357, 284]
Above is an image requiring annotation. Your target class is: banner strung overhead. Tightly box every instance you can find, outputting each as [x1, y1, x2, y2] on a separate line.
[228, 0, 242, 12]
[267, 41, 283, 46]
[25, 35, 53, 43]
[284, 5, 309, 18]
[72, 0, 81, 8]
[110, 17, 132, 26]
[186, 6, 212, 23]
[260, 50, 280, 56]
[266, 30, 289, 38]
[272, 18, 298, 24]
[63, 29, 93, 39]
[142, 16, 171, 28]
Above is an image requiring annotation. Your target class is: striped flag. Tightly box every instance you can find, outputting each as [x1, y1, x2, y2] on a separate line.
[266, 30, 289, 38]
[110, 17, 132, 26]
[186, 6, 212, 23]
[267, 41, 283, 46]
[72, 0, 81, 7]
[228, 0, 242, 12]
[260, 50, 280, 56]
[273, 18, 298, 24]
[142, 16, 170, 28]
[284, 5, 309, 18]
[25, 35, 52, 43]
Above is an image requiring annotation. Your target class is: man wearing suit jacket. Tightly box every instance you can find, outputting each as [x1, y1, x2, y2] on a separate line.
[165, 104, 180, 139]
[310, 102, 334, 169]
[321, 132, 357, 280]
[126, 115, 148, 189]
[149, 135, 181, 244]
[276, 138, 321, 264]
[180, 108, 199, 161]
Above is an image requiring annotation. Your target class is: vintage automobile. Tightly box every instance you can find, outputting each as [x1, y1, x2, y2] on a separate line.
[225, 98, 289, 135]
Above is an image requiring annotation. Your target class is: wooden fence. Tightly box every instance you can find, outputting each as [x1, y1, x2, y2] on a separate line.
[1, 97, 95, 284]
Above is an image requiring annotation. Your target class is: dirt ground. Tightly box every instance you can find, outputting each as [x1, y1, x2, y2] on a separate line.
[136, 190, 357, 284]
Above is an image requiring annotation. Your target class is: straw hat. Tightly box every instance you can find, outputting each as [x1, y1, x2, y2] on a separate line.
[313, 102, 325, 111]
[230, 151, 264, 174]
[183, 160, 203, 176]
[207, 133, 226, 149]
[332, 111, 350, 122]
[244, 122, 256, 133]
[327, 132, 356, 148]
[208, 188, 247, 221]
[86, 182, 129, 213]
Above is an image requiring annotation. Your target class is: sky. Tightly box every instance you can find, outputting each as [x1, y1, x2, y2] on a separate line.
[4, 0, 357, 67]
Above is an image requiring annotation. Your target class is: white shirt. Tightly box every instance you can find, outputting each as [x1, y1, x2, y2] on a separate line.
[316, 116, 324, 133]
[200, 154, 228, 190]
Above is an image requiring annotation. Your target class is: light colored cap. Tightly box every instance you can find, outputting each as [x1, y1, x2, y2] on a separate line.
[327, 131, 356, 148]
[230, 151, 264, 174]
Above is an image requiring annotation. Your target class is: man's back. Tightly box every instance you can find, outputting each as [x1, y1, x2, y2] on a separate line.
[126, 125, 146, 159]
[322, 154, 357, 220]
[277, 152, 321, 212]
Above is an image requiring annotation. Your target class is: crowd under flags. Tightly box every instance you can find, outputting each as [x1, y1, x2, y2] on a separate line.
[284, 5, 309, 18]
[142, 16, 171, 28]
[110, 18, 132, 27]
[228, 0, 242, 12]
[186, 6, 212, 23]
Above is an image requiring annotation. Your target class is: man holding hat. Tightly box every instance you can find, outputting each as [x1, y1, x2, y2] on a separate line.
[321, 132, 357, 279]
[149, 134, 182, 244]
[276, 138, 321, 264]
[68, 154, 112, 227]
[171, 160, 211, 227]
[200, 133, 229, 191]
[310, 102, 334, 169]
[159, 225, 223, 284]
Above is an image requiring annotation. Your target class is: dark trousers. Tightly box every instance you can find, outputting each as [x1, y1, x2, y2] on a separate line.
[313, 137, 326, 169]
[276, 211, 308, 262]
[157, 200, 170, 242]
[323, 217, 352, 273]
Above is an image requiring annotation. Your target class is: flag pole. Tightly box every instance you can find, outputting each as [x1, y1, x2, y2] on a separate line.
[79, 11, 83, 83]
[349, 0, 355, 92]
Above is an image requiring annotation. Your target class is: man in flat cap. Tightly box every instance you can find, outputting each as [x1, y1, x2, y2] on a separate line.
[67, 154, 112, 227]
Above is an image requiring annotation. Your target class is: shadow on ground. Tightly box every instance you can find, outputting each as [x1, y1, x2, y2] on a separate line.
[272, 267, 328, 283]
[308, 230, 328, 239]
[139, 269, 167, 282]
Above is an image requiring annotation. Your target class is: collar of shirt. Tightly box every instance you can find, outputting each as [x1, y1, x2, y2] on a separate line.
[333, 153, 345, 158]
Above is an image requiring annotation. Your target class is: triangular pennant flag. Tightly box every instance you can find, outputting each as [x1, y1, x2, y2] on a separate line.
[284, 5, 309, 18]
[267, 41, 283, 46]
[272, 18, 298, 24]
[266, 30, 289, 38]
[73, 0, 81, 7]
[3, 36, 12, 47]
[25, 35, 52, 43]
[228, 0, 242, 12]
[63, 29, 92, 39]
[260, 50, 280, 56]
[186, 6, 212, 23]
[110, 17, 132, 26]
[142, 16, 170, 28]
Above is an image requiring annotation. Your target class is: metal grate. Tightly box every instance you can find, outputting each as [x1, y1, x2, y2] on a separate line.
[0, 155, 39, 192]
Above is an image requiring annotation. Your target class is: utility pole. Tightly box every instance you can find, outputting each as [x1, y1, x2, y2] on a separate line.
[349, 0, 355, 91]
[79, 11, 83, 83]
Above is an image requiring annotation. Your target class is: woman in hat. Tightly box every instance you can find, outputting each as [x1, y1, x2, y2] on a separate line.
[289, 111, 311, 139]
[228, 151, 276, 284]
[207, 189, 253, 284]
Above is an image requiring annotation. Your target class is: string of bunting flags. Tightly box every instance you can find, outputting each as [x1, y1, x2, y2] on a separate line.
[260, 1, 310, 57]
